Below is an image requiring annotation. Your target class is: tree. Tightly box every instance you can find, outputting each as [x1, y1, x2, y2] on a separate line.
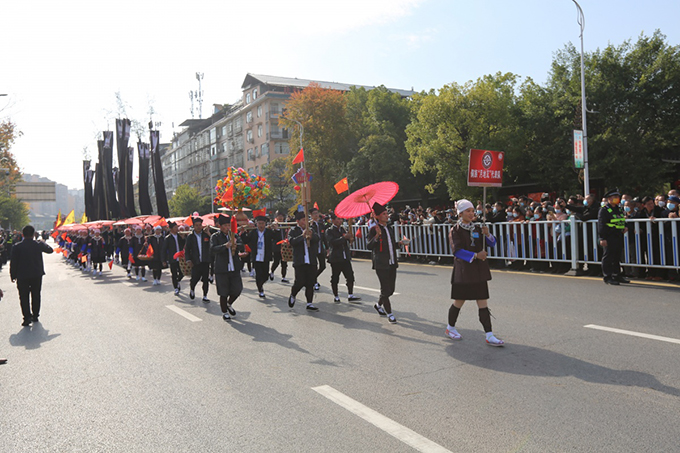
[406, 73, 526, 200]
[168, 184, 212, 217]
[262, 157, 294, 214]
[280, 83, 351, 212]
[0, 119, 29, 229]
[345, 86, 436, 204]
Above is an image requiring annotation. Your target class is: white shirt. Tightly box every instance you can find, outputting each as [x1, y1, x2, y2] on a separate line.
[383, 225, 395, 265]
[171, 233, 179, 254]
[256, 230, 265, 262]
[226, 234, 235, 272]
[302, 228, 310, 264]
[194, 231, 203, 262]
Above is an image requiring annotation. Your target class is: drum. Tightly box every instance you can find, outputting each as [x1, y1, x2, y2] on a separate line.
[281, 241, 293, 262]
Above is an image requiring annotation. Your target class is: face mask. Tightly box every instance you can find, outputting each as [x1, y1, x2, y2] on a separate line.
[519, 203, 525, 207]
[566, 209, 571, 215]
[583, 200, 589, 206]
[658, 201, 666, 208]
[492, 208, 498, 214]
[668, 203, 677, 210]
[476, 210, 482, 216]
[601, 202, 606, 207]
[624, 206, 631, 212]
[533, 214, 539, 220]
[555, 209, 562, 214]
[542, 208, 547, 212]
[513, 212, 519, 218]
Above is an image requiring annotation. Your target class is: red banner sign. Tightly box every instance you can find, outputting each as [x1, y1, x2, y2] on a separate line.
[467, 149, 504, 187]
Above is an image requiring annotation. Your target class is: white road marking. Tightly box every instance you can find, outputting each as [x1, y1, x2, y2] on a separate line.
[340, 284, 400, 295]
[165, 305, 202, 322]
[312, 385, 451, 453]
[584, 324, 680, 345]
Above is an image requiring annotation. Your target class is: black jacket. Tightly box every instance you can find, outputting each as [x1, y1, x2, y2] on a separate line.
[310, 220, 327, 255]
[367, 224, 399, 269]
[245, 228, 274, 263]
[325, 225, 351, 263]
[10, 238, 53, 280]
[567, 203, 600, 221]
[210, 231, 244, 273]
[161, 233, 185, 263]
[184, 230, 212, 264]
[288, 225, 320, 267]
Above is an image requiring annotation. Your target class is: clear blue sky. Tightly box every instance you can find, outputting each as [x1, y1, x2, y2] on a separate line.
[2, 0, 679, 190]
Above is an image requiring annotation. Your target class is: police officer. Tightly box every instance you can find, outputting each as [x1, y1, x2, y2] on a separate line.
[598, 188, 629, 285]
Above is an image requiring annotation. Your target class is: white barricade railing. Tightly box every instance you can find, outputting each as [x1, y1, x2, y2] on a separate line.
[348, 218, 680, 270]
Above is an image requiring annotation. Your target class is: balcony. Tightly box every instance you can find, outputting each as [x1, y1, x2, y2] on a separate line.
[269, 130, 289, 140]
[266, 111, 280, 120]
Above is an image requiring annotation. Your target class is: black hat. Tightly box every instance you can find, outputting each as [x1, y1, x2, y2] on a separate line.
[309, 207, 319, 214]
[372, 202, 387, 215]
[192, 216, 203, 224]
[294, 211, 306, 220]
[217, 214, 230, 225]
[604, 188, 621, 198]
[255, 215, 269, 223]
[329, 213, 340, 220]
[168, 221, 177, 229]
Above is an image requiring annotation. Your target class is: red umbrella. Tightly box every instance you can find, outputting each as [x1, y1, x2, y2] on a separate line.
[334, 181, 399, 218]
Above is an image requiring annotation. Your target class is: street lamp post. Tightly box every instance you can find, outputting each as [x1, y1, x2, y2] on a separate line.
[572, 0, 590, 196]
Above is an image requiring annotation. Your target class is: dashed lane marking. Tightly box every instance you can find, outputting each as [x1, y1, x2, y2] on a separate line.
[312, 385, 452, 453]
[584, 324, 680, 345]
[165, 305, 202, 322]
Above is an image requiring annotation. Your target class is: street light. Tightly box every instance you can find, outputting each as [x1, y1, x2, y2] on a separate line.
[572, 0, 590, 196]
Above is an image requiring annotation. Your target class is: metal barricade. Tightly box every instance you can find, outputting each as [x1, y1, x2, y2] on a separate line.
[348, 218, 680, 271]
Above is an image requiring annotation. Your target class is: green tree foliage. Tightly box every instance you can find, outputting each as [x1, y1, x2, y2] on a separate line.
[406, 73, 525, 200]
[346, 86, 435, 203]
[0, 120, 29, 229]
[263, 157, 294, 214]
[280, 83, 351, 212]
[168, 184, 212, 217]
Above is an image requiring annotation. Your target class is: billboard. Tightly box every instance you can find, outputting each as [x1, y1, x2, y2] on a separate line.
[467, 149, 504, 187]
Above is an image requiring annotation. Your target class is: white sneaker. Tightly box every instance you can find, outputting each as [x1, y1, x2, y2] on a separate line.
[445, 327, 462, 340]
[136, 276, 140, 281]
[486, 333, 505, 347]
[249, 269, 255, 277]
[126, 273, 131, 279]
[98, 271, 102, 276]
[141, 277, 147, 282]
[174, 288, 180, 295]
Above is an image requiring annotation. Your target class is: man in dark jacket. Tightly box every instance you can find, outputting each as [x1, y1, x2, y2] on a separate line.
[326, 214, 360, 303]
[367, 202, 404, 324]
[567, 194, 601, 276]
[10, 225, 54, 327]
[287, 211, 320, 311]
[598, 189, 628, 285]
[210, 215, 244, 321]
[184, 217, 212, 302]
[309, 208, 327, 291]
[161, 222, 185, 295]
[245, 216, 273, 298]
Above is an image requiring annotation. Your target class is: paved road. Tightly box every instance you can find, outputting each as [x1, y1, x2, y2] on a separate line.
[1, 245, 679, 452]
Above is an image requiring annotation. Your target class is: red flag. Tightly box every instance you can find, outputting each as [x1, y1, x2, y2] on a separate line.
[292, 147, 304, 165]
[61, 233, 67, 240]
[313, 202, 319, 210]
[108, 260, 114, 270]
[252, 208, 267, 218]
[355, 228, 362, 239]
[153, 217, 167, 228]
[230, 215, 238, 234]
[147, 244, 154, 257]
[334, 177, 349, 194]
[129, 253, 135, 265]
[221, 185, 234, 203]
[66, 237, 72, 243]
[244, 244, 252, 254]
[81, 255, 87, 264]
[185, 216, 193, 227]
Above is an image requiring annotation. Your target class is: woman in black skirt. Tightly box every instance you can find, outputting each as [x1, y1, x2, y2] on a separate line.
[447, 199, 504, 346]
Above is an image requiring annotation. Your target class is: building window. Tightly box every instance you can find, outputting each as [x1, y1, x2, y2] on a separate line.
[257, 124, 262, 138]
[247, 167, 254, 174]
[221, 143, 227, 153]
[246, 111, 253, 123]
[255, 165, 259, 174]
[271, 103, 279, 115]
[275, 142, 290, 154]
[246, 93, 251, 104]
[221, 125, 226, 136]
[211, 145, 217, 156]
[257, 105, 262, 117]
[253, 89, 258, 100]
[246, 130, 253, 143]
[261, 143, 269, 156]
[247, 148, 254, 161]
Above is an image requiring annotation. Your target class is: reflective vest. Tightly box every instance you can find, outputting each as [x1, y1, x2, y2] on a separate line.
[606, 207, 626, 230]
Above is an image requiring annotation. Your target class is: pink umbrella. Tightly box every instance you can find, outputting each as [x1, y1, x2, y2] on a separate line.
[334, 181, 399, 218]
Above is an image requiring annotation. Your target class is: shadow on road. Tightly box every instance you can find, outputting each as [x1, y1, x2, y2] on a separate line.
[9, 323, 61, 350]
[228, 318, 311, 356]
[446, 340, 680, 397]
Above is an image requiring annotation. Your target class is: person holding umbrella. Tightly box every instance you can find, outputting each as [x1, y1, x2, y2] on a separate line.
[367, 202, 405, 324]
[446, 199, 504, 346]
